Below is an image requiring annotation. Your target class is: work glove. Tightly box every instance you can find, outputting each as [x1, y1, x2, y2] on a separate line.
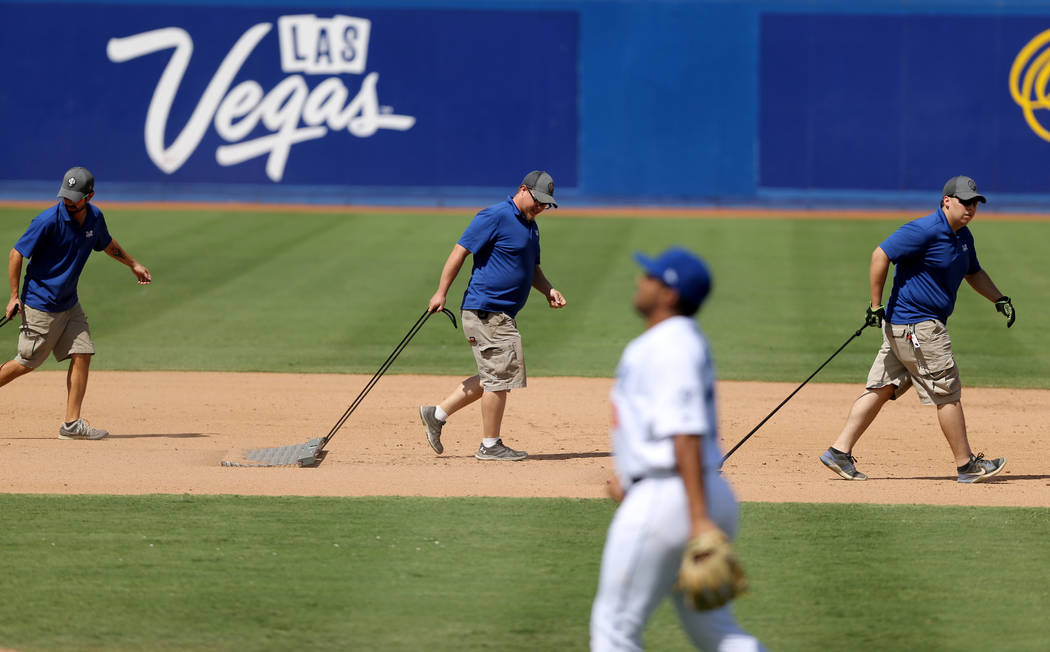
[865, 304, 885, 328]
[995, 296, 1015, 328]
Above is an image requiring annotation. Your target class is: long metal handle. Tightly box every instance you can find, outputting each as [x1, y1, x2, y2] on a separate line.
[321, 308, 457, 445]
[720, 322, 868, 467]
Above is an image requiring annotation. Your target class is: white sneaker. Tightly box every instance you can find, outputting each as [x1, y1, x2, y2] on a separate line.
[58, 418, 109, 440]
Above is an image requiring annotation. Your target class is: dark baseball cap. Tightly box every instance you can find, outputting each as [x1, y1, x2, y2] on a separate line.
[522, 170, 557, 208]
[57, 166, 95, 202]
[634, 247, 712, 307]
[942, 175, 986, 203]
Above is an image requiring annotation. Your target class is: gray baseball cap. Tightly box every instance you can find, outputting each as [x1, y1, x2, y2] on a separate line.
[57, 166, 95, 202]
[522, 170, 557, 208]
[942, 175, 986, 203]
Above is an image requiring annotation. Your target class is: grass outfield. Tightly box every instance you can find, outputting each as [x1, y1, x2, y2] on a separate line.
[0, 206, 1046, 386]
[0, 495, 1047, 651]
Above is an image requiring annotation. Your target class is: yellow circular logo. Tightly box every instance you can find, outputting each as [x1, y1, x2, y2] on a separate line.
[1010, 28, 1050, 142]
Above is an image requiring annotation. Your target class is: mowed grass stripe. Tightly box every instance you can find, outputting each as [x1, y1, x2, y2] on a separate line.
[0, 208, 1045, 386]
[0, 495, 1048, 651]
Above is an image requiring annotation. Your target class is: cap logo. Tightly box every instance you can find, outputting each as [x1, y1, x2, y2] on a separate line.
[67, 177, 77, 187]
[967, 179, 977, 191]
[663, 269, 679, 285]
[545, 181, 554, 194]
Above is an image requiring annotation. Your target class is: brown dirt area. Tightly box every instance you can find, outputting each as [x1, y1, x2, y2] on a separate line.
[1, 371, 1047, 507]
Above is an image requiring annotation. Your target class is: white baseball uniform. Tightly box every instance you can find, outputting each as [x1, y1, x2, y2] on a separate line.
[590, 315, 766, 652]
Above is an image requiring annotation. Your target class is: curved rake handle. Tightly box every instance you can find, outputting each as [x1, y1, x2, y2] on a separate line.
[436, 307, 458, 329]
[321, 306, 458, 446]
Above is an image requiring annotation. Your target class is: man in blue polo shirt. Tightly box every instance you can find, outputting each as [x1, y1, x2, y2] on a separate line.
[819, 176, 1014, 483]
[418, 170, 567, 461]
[2, 166, 152, 440]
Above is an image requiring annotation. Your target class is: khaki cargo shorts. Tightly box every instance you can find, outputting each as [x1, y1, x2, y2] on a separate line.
[866, 320, 961, 406]
[16, 303, 95, 369]
[461, 310, 526, 392]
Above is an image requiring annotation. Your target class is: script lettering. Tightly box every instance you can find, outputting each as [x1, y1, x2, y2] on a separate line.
[107, 15, 415, 182]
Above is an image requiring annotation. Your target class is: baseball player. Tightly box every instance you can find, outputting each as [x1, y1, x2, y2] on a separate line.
[590, 247, 766, 652]
[419, 170, 566, 461]
[820, 175, 1011, 483]
[1, 166, 152, 439]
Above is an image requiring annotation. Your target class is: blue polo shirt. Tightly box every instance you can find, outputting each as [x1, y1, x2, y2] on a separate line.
[457, 197, 541, 318]
[880, 208, 980, 324]
[14, 202, 112, 312]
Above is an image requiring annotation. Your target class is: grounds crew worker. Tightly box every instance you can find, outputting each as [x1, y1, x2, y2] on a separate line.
[1, 166, 152, 440]
[820, 175, 1012, 483]
[418, 170, 566, 461]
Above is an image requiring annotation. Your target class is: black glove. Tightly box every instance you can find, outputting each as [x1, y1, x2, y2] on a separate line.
[995, 296, 1015, 328]
[865, 304, 885, 328]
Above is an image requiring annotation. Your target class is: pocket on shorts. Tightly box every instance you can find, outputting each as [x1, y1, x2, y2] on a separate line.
[913, 321, 954, 374]
[914, 321, 959, 398]
[480, 344, 513, 370]
[17, 324, 44, 361]
[928, 370, 959, 398]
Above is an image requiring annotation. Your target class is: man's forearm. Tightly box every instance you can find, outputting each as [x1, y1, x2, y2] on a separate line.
[532, 265, 553, 294]
[869, 247, 890, 307]
[9, 249, 23, 299]
[966, 270, 1004, 302]
[437, 246, 468, 294]
[105, 240, 138, 267]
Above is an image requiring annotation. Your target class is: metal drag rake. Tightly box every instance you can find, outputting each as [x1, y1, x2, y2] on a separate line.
[221, 308, 457, 468]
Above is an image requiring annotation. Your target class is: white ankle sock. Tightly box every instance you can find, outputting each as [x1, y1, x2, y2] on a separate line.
[482, 437, 499, 448]
[434, 406, 448, 422]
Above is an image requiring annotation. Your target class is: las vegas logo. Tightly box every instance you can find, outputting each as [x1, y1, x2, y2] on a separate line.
[107, 15, 416, 182]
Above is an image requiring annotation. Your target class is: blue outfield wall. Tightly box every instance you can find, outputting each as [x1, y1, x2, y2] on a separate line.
[2, 0, 1050, 208]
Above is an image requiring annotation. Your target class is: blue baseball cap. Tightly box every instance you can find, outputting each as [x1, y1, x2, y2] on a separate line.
[634, 247, 712, 307]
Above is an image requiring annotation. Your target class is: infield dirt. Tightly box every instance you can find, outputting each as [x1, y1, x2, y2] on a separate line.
[1, 371, 1046, 507]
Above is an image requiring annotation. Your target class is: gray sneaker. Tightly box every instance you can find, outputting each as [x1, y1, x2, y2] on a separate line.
[957, 453, 1006, 483]
[419, 406, 444, 454]
[475, 439, 527, 461]
[819, 447, 867, 480]
[58, 418, 109, 440]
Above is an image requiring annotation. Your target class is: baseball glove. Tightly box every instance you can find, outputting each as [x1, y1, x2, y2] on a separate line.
[675, 529, 748, 611]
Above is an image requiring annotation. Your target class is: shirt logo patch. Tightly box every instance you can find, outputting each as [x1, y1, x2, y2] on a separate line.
[468, 336, 477, 346]
[962, 244, 969, 251]
[85, 230, 94, 238]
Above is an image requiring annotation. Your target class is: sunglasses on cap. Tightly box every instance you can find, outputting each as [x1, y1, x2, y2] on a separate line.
[528, 189, 553, 209]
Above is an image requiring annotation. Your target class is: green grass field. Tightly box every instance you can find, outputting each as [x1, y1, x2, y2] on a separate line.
[0, 204, 1047, 650]
[0, 206, 1046, 385]
[1, 495, 1047, 652]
